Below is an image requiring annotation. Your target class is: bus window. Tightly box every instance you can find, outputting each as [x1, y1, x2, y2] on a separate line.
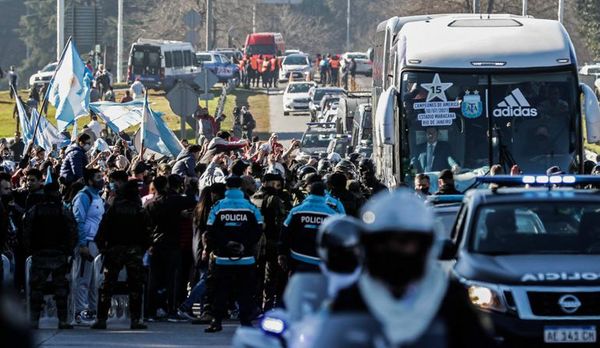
[133, 51, 145, 74]
[165, 51, 172, 68]
[184, 51, 192, 67]
[173, 51, 183, 68]
[148, 51, 160, 68]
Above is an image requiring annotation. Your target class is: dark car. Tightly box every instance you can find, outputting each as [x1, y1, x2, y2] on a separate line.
[443, 175, 600, 346]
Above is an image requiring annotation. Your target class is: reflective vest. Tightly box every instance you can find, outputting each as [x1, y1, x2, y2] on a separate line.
[262, 60, 270, 73]
[270, 58, 277, 72]
[330, 59, 340, 69]
[250, 57, 259, 70]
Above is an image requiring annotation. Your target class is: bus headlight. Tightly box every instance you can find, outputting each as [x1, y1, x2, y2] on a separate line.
[467, 284, 507, 313]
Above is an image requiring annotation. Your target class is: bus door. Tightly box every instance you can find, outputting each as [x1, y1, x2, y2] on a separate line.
[131, 45, 161, 85]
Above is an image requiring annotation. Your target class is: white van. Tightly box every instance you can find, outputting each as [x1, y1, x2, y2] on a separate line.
[127, 39, 196, 90]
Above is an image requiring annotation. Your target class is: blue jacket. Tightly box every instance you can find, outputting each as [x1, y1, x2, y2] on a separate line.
[206, 189, 264, 265]
[172, 148, 197, 177]
[60, 144, 88, 184]
[279, 194, 338, 266]
[72, 186, 103, 246]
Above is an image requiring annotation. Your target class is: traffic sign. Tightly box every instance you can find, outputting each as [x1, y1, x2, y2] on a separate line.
[166, 82, 199, 117]
[183, 10, 202, 29]
[193, 69, 219, 92]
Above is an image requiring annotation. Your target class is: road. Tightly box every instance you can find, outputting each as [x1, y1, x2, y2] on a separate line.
[268, 75, 372, 147]
[35, 321, 236, 347]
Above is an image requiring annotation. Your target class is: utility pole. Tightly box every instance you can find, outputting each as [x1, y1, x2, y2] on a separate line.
[522, 0, 528, 16]
[346, 0, 350, 52]
[57, 0, 64, 61]
[117, 0, 123, 82]
[472, 0, 480, 14]
[557, 0, 564, 23]
[252, 3, 257, 33]
[206, 0, 213, 51]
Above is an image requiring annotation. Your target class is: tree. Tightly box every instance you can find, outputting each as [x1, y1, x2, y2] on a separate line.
[576, 0, 600, 60]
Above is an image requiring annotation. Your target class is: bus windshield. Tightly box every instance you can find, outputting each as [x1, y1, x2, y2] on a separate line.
[401, 70, 578, 176]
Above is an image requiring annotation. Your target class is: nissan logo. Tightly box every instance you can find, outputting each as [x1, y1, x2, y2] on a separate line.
[558, 294, 581, 314]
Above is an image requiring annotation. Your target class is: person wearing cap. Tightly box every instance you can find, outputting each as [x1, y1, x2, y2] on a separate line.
[204, 175, 264, 333]
[195, 108, 217, 144]
[278, 178, 338, 275]
[23, 181, 78, 330]
[251, 172, 287, 311]
[312, 190, 495, 347]
[434, 169, 460, 195]
[172, 144, 202, 178]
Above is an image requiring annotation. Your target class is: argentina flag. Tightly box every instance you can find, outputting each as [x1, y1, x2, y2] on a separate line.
[47, 38, 92, 131]
[139, 94, 183, 158]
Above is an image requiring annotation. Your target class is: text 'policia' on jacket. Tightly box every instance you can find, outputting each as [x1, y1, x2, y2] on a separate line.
[206, 188, 264, 266]
[279, 194, 338, 266]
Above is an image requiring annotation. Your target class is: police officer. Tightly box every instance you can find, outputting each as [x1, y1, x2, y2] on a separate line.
[278, 180, 338, 274]
[23, 182, 78, 329]
[251, 173, 287, 312]
[324, 190, 494, 347]
[91, 180, 149, 330]
[327, 172, 361, 217]
[205, 176, 264, 333]
[317, 215, 363, 298]
[357, 158, 387, 198]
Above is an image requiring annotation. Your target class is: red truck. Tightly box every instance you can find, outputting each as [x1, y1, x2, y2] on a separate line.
[244, 32, 285, 58]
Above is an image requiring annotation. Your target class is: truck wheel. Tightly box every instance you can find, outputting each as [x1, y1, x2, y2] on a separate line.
[284, 111, 289, 116]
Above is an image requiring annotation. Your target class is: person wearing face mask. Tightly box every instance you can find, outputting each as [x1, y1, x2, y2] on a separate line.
[307, 190, 495, 347]
[60, 133, 92, 186]
[251, 172, 287, 312]
[71, 168, 106, 325]
[104, 170, 129, 207]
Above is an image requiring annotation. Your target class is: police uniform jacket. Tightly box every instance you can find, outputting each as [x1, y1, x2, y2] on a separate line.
[278, 194, 338, 266]
[206, 188, 264, 266]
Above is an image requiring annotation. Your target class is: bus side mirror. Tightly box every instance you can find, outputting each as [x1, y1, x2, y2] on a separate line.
[375, 86, 396, 145]
[580, 83, 600, 144]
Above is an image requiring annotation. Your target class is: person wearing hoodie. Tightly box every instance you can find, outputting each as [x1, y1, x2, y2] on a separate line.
[60, 134, 92, 185]
[199, 131, 248, 164]
[172, 145, 202, 178]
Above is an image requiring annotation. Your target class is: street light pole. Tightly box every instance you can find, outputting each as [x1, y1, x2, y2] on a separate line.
[557, 0, 564, 23]
[57, 0, 64, 61]
[117, 0, 123, 83]
[522, 0, 528, 16]
[472, 0, 480, 14]
[252, 3, 256, 33]
[346, 0, 350, 52]
[206, 0, 213, 51]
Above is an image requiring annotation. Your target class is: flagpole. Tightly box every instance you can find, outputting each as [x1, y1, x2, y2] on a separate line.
[141, 94, 147, 156]
[34, 36, 74, 144]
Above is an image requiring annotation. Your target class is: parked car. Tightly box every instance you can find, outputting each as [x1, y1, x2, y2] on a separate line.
[195, 51, 240, 84]
[29, 62, 58, 88]
[340, 52, 372, 76]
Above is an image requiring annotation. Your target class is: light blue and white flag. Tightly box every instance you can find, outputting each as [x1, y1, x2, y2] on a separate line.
[89, 101, 144, 134]
[46, 39, 92, 131]
[139, 94, 182, 158]
[31, 109, 70, 150]
[15, 96, 34, 145]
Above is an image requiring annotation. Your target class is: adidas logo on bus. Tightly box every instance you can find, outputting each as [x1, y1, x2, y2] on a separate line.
[492, 88, 538, 117]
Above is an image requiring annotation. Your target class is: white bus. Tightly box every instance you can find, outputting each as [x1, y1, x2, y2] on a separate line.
[127, 39, 197, 90]
[371, 14, 600, 188]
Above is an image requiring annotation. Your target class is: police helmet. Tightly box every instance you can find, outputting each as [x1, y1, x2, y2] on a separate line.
[360, 189, 434, 235]
[334, 159, 357, 180]
[297, 165, 317, 181]
[327, 152, 342, 166]
[358, 158, 375, 175]
[348, 153, 361, 166]
[317, 215, 363, 274]
[317, 159, 331, 174]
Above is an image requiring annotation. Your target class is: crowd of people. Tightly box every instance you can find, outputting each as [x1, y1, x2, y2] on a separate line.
[0, 98, 388, 332]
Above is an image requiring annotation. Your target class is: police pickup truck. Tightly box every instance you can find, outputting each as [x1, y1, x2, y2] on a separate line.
[443, 175, 600, 346]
